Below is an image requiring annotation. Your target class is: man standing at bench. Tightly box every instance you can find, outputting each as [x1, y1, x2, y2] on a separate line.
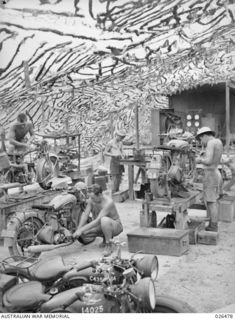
[195, 127, 223, 232]
[73, 184, 123, 256]
[0, 125, 10, 173]
[8, 113, 35, 153]
[104, 129, 126, 193]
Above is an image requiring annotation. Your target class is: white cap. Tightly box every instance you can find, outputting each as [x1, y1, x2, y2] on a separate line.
[195, 127, 215, 139]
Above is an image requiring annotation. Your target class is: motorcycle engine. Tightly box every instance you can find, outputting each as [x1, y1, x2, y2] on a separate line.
[53, 228, 72, 244]
[37, 224, 72, 244]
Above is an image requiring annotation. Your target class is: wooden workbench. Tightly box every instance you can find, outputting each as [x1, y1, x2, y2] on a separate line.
[37, 132, 81, 171]
[142, 189, 203, 230]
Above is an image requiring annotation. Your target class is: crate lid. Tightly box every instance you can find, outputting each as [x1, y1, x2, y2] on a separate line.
[127, 227, 189, 239]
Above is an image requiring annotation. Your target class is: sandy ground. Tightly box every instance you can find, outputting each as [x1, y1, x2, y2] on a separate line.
[0, 198, 234, 313]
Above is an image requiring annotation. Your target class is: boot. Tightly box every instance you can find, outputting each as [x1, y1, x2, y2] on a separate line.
[99, 237, 106, 248]
[205, 222, 218, 232]
[103, 242, 113, 257]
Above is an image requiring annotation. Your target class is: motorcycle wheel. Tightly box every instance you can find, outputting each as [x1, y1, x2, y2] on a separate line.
[134, 255, 158, 281]
[152, 295, 196, 313]
[36, 156, 59, 189]
[7, 213, 44, 259]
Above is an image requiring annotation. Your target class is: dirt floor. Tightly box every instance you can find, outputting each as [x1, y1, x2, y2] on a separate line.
[0, 197, 234, 313]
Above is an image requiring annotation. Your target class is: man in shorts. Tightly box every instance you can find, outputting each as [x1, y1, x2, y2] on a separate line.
[73, 184, 123, 256]
[196, 127, 223, 232]
[104, 129, 126, 193]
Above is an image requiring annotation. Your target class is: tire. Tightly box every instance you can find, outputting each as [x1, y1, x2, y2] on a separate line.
[152, 295, 196, 313]
[7, 212, 44, 259]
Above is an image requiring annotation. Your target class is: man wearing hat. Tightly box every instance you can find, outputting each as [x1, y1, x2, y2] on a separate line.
[104, 129, 126, 193]
[195, 127, 223, 232]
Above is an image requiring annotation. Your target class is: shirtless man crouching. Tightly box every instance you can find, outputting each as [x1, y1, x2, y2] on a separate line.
[73, 184, 123, 256]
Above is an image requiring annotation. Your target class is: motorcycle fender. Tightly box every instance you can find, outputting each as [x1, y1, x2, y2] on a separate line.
[64, 268, 93, 282]
[1, 229, 15, 246]
[10, 210, 44, 224]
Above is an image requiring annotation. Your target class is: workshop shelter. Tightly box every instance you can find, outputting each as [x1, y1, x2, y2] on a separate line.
[0, 0, 234, 150]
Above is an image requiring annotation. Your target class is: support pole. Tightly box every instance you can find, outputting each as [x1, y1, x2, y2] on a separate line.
[135, 105, 140, 150]
[225, 81, 230, 154]
[23, 60, 31, 89]
[151, 109, 160, 147]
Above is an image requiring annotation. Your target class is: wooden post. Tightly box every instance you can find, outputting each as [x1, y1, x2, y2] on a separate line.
[225, 81, 230, 154]
[77, 134, 80, 172]
[23, 60, 31, 88]
[151, 109, 160, 147]
[65, 116, 70, 145]
[128, 164, 134, 200]
[41, 96, 46, 129]
[135, 105, 140, 150]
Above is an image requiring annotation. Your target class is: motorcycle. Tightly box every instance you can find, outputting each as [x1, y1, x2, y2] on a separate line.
[0, 250, 157, 313]
[0, 246, 195, 313]
[4, 140, 59, 188]
[1, 183, 88, 259]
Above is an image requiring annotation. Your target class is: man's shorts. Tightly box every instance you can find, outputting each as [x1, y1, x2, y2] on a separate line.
[0, 153, 10, 171]
[203, 186, 220, 203]
[78, 218, 123, 245]
[203, 169, 222, 202]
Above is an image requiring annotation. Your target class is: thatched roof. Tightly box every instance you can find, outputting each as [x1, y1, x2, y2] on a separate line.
[0, 0, 234, 148]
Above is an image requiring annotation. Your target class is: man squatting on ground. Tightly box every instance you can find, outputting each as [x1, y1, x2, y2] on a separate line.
[195, 127, 223, 232]
[73, 184, 123, 256]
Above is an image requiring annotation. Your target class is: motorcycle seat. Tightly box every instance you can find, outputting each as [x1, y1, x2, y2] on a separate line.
[30, 255, 69, 281]
[3, 281, 51, 312]
[32, 204, 55, 210]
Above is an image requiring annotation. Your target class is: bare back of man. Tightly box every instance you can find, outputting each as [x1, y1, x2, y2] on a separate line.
[8, 113, 34, 153]
[203, 138, 223, 170]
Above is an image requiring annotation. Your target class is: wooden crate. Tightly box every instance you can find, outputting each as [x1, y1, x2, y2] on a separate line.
[218, 196, 235, 222]
[127, 227, 189, 256]
[112, 189, 129, 203]
[186, 219, 205, 245]
[197, 230, 219, 245]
